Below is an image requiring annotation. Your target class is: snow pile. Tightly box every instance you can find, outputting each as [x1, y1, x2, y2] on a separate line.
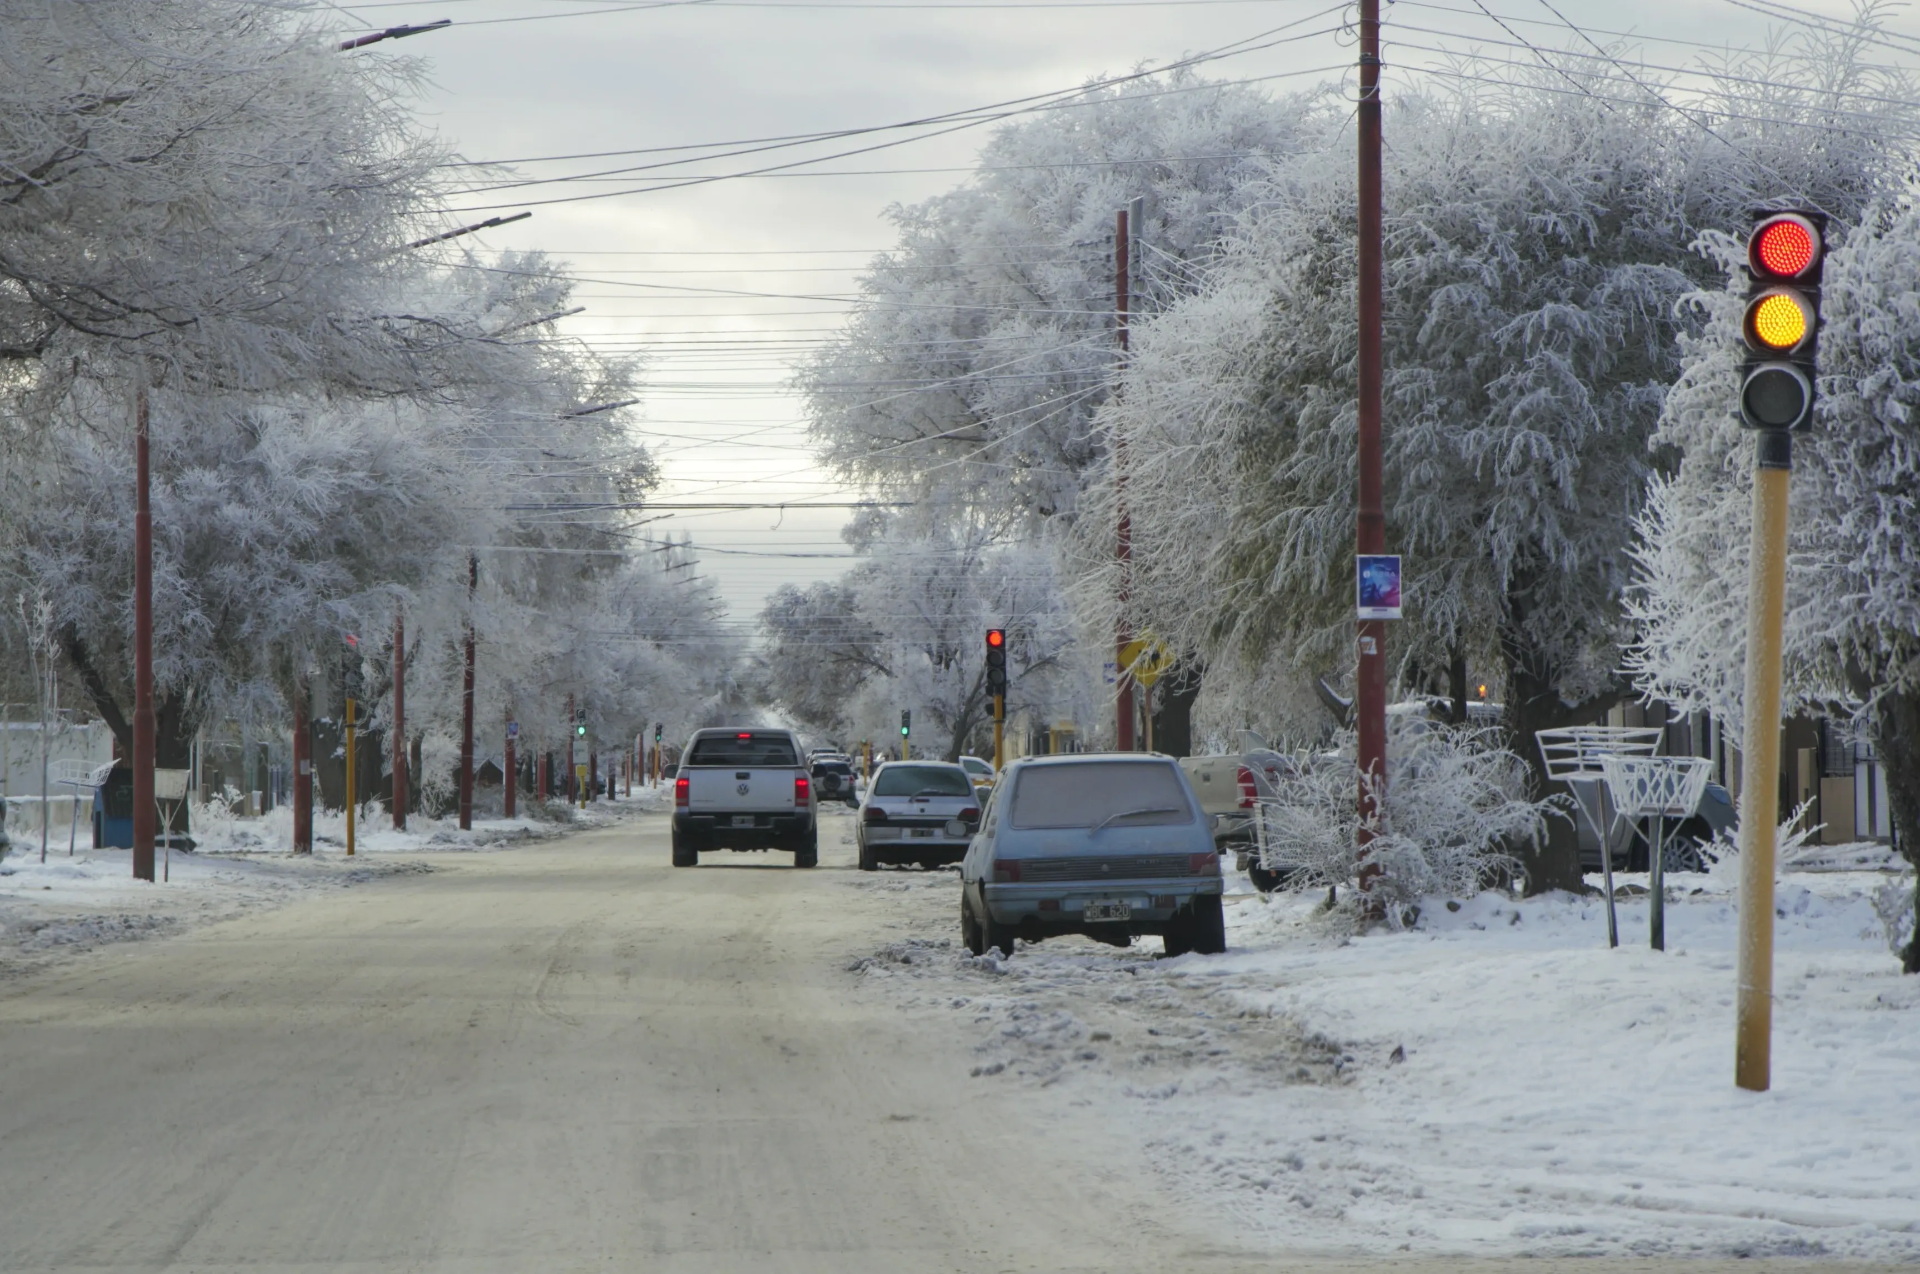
[845, 865, 1920, 1259]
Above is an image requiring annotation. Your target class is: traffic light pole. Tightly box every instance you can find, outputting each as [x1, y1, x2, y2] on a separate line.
[993, 695, 1005, 772]
[566, 694, 575, 803]
[344, 698, 357, 856]
[1354, 0, 1388, 890]
[459, 554, 476, 831]
[132, 378, 156, 882]
[1736, 430, 1791, 1092]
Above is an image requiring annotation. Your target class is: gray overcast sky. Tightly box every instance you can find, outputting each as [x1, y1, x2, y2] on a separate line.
[324, 0, 1887, 627]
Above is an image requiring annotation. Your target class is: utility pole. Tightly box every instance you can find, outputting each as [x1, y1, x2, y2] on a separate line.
[1354, 0, 1388, 887]
[504, 715, 518, 819]
[292, 674, 312, 854]
[132, 377, 156, 882]
[566, 695, 576, 804]
[344, 696, 357, 856]
[392, 613, 407, 829]
[459, 554, 476, 831]
[1114, 206, 1137, 753]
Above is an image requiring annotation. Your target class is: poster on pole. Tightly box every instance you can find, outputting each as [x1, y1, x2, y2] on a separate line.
[1356, 554, 1403, 620]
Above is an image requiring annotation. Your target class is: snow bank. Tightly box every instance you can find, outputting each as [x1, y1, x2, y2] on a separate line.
[844, 863, 1920, 1260]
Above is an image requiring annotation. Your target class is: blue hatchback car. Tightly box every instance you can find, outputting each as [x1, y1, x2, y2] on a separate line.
[959, 754, 1224, 958]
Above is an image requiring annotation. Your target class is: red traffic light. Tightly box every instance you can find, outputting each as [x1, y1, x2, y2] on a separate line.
[1748, 214, 1821, 280]
[986, 628, 1005, 648]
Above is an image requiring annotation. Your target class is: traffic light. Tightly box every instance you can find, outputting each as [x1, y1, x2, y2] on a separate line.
[984, 628, 1007, 697]
[900, 710, 911, 737]
[654, 722, 663, 742]
[575, 707, 587, 738]
[1740, 211, 1825, 432]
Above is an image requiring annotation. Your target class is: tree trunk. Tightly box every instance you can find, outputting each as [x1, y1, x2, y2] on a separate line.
[1448, 648, 1469, 725]
[1152, 660, 1202, 758]
[1499, 609, 1617, 895]
[1870, 687, 1920, 973]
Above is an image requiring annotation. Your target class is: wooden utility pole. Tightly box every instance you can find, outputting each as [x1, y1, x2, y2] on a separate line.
[1115, 206, 1136, 752]
[392, 613, 407, 829]
[292, 675, 312, 853]
[132, 378, 156, 882]
[344, 697, 357, 856]
[504, 714, 518, 819]
[1354, 0, 1388, 886]
[459, 554, 476, 831]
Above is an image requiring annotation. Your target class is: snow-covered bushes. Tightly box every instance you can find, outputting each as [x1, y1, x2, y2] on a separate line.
[1259, 724, 1557, 924]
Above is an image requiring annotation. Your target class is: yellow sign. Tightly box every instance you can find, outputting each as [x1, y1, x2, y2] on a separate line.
[1118, 638, 1175, 688]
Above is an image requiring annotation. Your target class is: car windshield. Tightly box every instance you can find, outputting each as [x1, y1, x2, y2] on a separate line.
[872, 765, 972, 797]
[686, 734, 799, 766]
[1008, 761, 1194, 830]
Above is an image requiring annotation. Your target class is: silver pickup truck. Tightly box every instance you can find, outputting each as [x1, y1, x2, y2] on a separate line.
[672, 728, 817, 868]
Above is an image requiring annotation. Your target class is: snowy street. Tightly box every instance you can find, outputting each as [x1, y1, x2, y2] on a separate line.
[0, 805, 1911, 1271]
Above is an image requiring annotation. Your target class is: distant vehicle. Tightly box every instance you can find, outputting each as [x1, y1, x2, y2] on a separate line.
[0, 795, 9, 861]
[673, 728, 816, 868]
[1177, 737, 1298, 891]
[857, 761, 979, 871]
[958, 754, 996, 791]
[960, 754, 1224, 957]
[810, 755, 859, 807]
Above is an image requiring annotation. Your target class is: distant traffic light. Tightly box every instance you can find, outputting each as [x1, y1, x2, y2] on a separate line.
[984, 628, 1007, 698]
[654, 722, 663, 742]
[1741, 211, 1824, 432]
[900, 710, 911, 738]
[576, 707, 587, 738]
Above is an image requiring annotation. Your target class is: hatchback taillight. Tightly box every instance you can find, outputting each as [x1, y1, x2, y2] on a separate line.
[1189, 852, 1220, 876]
[959, 807, 979, 823]
[794, 775, 810, 805]
[992, 859, 1021, 883]
[863, 805, 888, 824]
[1236, 765, 1257, 810]
[674, 775, 689, 808]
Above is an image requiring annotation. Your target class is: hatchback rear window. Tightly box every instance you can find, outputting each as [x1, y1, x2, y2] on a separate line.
[686, 734, 799, 766]
[872, 765, 973, 797]
[1008, 761, 1194, 829]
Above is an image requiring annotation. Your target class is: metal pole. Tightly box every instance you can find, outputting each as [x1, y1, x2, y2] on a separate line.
[1736, 430, 1791, 1092]
[1114, 208, 1136, 752]
[566, 694, 575, 805]
[132, 378, 156, 882]
[293, 675, 312, 853]
[1649, 811, 1665, 950]
[1354, 0, 1387, 890]
[392, 613, 407, 829]
[345, 697, 357, 857]
[993, 695, 1005, 772]
[459, 555, 476, 831]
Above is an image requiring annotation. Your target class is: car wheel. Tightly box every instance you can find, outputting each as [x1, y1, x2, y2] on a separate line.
[857, 837, 877, 872]
[794, 833, 818, 869]
[1161, 923, 1191, 957]
[960, 897, 986, 957]
[1247, 861, 1287, 894]
[1188, 894, 1227, 955]
[980, 903, 1017, 959]
[671, 830, 697, 868]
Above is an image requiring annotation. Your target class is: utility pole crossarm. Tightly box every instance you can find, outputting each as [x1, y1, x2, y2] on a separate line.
[340, 19, 452, 51]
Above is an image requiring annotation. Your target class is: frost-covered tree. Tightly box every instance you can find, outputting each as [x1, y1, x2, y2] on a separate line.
[1630, 206, 1920, 971]
[800, 71, 1341, 534]
[758, 523, 1088, 760]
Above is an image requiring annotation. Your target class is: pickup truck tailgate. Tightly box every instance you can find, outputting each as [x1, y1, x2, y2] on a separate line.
[1178, 756, 1248, 817]
[686, 768, 800, 813]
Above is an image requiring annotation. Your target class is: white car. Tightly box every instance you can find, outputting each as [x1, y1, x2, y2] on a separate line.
[856, 761, 980, 871]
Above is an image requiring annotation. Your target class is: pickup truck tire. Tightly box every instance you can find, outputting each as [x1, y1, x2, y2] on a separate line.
[793, 833, 818, 869]
[857, 838, 877, 872]
[671, 830, 698, 868]
[1188, 894, 1227, 955]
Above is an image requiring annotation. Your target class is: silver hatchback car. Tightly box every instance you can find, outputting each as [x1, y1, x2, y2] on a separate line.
[856, 761, 981, 871]
[960, 754, 1224, 957]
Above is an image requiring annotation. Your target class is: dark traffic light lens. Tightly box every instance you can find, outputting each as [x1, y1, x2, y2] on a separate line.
[1743, 365, 1809, 428]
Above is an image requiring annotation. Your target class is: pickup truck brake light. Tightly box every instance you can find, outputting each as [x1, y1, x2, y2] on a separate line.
[1236, 765, 1258, 809]
[992, 859, 1021, 883]
[674, 775, 689, 808]
[793, 775, 810, 805]
[1190, 852, 1220, 876]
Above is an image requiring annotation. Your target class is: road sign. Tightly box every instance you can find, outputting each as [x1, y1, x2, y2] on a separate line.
[1118, 638, 1174, 688]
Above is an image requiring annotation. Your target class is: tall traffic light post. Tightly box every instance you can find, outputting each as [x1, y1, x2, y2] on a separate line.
[985, 629, 1008, 771]
[1735, 210, 1824, 1094]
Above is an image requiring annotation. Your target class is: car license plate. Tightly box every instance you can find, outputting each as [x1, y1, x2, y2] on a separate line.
[732, 815, 755, 828]
[909, 828, 937, 839]
[1084, 900, 1130, 922]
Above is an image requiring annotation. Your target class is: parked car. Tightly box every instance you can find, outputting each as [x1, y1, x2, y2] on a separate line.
[0, 795, 9, 861]
[857, 761, 979, 871]
[1177, 739, 1299, 891]
[960, 754, 1224, 957]
[958, 754, 996, 792]
[810, 755, 860, 807]
[672, 728, 817, 868]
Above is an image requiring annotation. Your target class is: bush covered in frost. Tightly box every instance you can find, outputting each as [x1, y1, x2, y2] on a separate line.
[1257, 722, 1559, 923]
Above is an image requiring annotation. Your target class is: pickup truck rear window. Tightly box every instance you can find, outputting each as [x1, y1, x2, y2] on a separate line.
[1008, 761, 1194, 830]
[872, 765, 973, 797]
[686, 734, 799, 766]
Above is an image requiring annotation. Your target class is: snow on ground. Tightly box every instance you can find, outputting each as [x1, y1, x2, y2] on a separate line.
[842, 858, 1920, 1261]
[0, 787, 664, 977]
